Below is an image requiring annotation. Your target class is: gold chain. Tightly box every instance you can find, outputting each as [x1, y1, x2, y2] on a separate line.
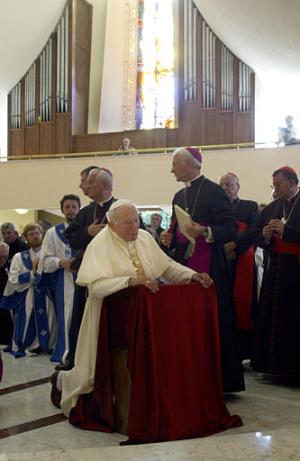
[111, 234, 145, 277]
[282, 191, 300, 224]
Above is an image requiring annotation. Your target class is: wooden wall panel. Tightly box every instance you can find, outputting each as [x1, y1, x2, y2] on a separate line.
[24, 126, 39, 154]
[73, 129, 171, 153]
[72, 0, 92, 135]
[236, 113, 254, 143]
[166, 127, 180, 148]
[39, 122, 55, 154]
[203, 110, 217, 145]
[55, 113, 72, 153]
[129, 129, 167, 149]
[10, 130, 24, 156]
[217, 112, 234, 144]
[179, 103, 202, 146]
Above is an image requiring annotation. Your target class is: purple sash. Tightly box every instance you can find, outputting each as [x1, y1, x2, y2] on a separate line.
[176, 226, 212, 273]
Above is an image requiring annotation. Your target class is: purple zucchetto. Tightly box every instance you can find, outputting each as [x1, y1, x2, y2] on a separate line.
[186, 147, 202, 164]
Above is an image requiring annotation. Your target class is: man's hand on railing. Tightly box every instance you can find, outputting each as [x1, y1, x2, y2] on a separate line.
[191, 272, 213, 288]
[128, 277, 159, 293]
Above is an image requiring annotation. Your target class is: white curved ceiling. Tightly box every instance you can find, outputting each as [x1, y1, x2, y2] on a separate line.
[0, 0, 66, 155]
[0, 0, 66, 94]
[194, 0, 300, 78]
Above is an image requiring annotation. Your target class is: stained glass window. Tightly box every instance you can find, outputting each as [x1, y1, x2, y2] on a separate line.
[136, 0, 175, 130]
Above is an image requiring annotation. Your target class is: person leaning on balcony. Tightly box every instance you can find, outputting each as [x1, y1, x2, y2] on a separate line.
[118, 137, 138, 155]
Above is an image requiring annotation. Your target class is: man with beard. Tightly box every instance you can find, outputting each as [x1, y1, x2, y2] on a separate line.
[219, 172, 259, 360]
[37, 195, 81, 364]
[160, 147, 244, 393]
[253, 166, 300, 380]
[0, 224, 55, 357]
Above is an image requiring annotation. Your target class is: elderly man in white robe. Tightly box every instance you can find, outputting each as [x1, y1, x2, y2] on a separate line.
[51, 199, 213, 416]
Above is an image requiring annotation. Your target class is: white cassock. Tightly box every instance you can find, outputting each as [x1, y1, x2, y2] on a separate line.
[254, 246, 264, 299]
[38, 223, 75, 363]
[60, 227, 197, 416]
[1, 248, 55, 357]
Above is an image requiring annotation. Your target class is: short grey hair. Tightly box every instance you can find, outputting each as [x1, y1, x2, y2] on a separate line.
[1, 222, 16, 233]
[173, 147, 201, 169]
[89, 168, 114, 192]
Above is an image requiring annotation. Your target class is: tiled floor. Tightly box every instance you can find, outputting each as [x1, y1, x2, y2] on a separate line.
[0, 351, 299, 461]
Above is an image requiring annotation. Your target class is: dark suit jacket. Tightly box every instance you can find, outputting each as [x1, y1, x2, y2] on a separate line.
[232, 198, 259, 254]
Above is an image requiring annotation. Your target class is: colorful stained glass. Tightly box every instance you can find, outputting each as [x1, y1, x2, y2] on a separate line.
[136, 0, 175, 129]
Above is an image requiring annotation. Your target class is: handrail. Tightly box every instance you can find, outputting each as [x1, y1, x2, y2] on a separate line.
[1, 142, 257, 162]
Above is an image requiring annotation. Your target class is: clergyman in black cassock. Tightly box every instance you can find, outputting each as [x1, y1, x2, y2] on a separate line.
[63, 169, 117, 369]
[253, 166, 300, 380]
[219, 173, 259, 360]
[164, 148, 245, 393]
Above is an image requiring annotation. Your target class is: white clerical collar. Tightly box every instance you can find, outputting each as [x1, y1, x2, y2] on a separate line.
[97, 196, 112, 207]
[185, 174, 203, 187]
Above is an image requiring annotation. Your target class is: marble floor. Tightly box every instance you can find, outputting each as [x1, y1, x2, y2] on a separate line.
[0, 351, 299, 461]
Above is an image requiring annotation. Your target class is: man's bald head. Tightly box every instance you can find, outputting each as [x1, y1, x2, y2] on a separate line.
[87, 169, 114, 202]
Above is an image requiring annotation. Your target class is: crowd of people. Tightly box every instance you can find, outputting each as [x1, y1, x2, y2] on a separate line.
[0, 148, 299, 439]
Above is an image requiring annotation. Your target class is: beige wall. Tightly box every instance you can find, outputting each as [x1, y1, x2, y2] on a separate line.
[1, 144, 300, 211]
[0, 210, 37, 235]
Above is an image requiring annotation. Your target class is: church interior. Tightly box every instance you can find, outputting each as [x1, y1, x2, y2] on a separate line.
[0, 0, 300, 460]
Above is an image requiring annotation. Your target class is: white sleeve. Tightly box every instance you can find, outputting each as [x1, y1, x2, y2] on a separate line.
[40, 230, 60, 273]
[161, 260, 196, 284]
[8, 253, 33, 291]
[88, 277, 131, 299]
